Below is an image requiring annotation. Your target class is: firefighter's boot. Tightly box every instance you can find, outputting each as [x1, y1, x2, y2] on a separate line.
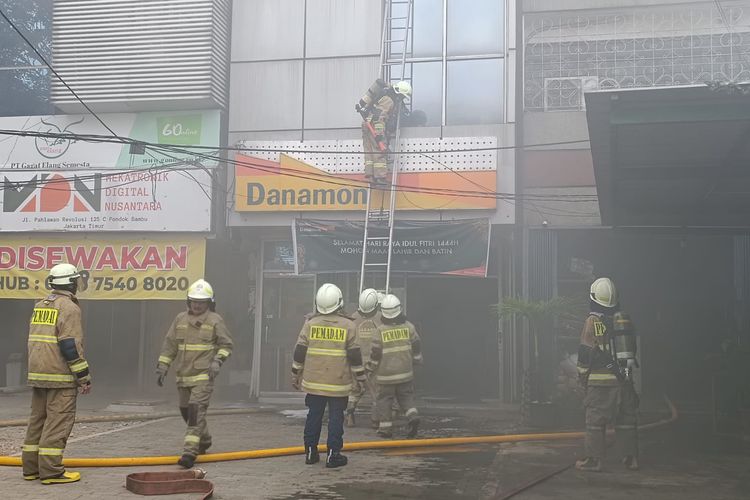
[41, 471, 81, 484]
[345, 410, 356, 427]
[305, 445, 320, 465]
[575, 457, 601, 472]
[198, 440, 212, 455]
[377, 428, 393, 439]
[623, 455, 639, 470]
[407, 417, 420, 439]
[325, 450, 348, 469]
[177, 453, 196, 469]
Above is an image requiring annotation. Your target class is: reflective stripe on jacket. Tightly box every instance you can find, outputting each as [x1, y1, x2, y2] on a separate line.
[372, 320, 421, 385]
[27, 291, 88, 389]
[578, 313, 619, 387]
[294, 313, 360, 397]
[158, 310, 233, 387]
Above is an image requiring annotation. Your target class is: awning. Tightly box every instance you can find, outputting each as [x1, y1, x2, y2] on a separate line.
[585, 84, 750, 228]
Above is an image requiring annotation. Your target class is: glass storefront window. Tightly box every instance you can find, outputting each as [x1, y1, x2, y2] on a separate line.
[263, 241, 296, 272]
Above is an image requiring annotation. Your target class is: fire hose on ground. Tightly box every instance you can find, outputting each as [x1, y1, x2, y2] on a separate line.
[0, 396, 677, 468]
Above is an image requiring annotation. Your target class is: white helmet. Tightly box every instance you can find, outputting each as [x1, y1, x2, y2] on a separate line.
[590, 277, 617, 308]
[316, 283, 343, 315]
[47, 263, 81, 287]
[392, 80, 412, 98]
[358, 288, 379, 314]
[380, 294, 402, 319]
[188, 279, 214, 301]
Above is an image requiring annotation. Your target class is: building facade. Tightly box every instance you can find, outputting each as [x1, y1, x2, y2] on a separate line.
[519, 0, 750, 405]
[227, 0, 518, 401]
[0, 0, 233, 394]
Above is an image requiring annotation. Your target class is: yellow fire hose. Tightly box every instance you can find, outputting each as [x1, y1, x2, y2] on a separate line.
[0, 397, 677, 468]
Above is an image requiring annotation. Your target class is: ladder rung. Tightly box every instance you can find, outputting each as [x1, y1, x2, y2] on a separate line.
[389, 26, 410, 29]
[365, 262, 388, 267]
[385, 39, 406, 43]
[388, 16, 409, 21]
[367, 237, 389, 241]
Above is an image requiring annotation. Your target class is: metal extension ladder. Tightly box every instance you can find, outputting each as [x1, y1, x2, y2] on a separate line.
[358, 0, 414, 295]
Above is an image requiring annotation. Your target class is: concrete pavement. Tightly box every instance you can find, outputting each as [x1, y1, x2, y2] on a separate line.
[0, 390, 748, 499]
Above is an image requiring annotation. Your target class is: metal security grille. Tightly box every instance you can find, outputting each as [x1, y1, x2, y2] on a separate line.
[51, 0, 230, 111]
[525, 2, 750, 111]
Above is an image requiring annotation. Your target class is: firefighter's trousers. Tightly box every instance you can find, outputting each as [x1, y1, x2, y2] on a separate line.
[178, 383, 213, 456]
[22, 387, 77, 479]
[347, 372, 378, 424]
[361, 121, 388, 181]
[376, 381, 418, 433]
[583, 382, 639, 459]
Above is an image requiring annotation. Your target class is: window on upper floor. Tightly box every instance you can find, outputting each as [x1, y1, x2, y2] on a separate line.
[524, 3, 750, 111]
[388, 0, 506, 126]
[0, 0, 53, 116]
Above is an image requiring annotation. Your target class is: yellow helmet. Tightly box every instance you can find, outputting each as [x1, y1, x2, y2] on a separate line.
[590, 277, 617, 308]
[392, 80, 412, 98]
[316, 283, 343, 314]
[380, 294, 402, 319]
[47, 263, 81, 287]
[187, 279, 214, 301]
[358, 288, 379, 314]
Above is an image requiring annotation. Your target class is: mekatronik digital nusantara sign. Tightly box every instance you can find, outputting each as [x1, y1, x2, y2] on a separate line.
[0, 111, 219, 232]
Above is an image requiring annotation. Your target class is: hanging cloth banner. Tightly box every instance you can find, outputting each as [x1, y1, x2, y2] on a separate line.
[293, 218, 490, 276]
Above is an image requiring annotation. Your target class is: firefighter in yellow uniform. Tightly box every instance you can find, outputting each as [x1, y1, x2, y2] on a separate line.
[292, 283, 366, 468]
[22, 263, 92, 484]
[575, 277, 640, 472]
[156, 279, 233, 469]
[370, 294, 422, 439]
[357, 79, 412, 185]
[345, 288, 381, 428]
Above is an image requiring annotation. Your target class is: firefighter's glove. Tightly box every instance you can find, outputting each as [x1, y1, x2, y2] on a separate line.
[79, 382, 92, 395]
[156, 364, 168, 387]
[364, 361, 376, 375]
[291, 373, 301, 391]
[209, 359, 222, 381]
[355, 374, 367, 394]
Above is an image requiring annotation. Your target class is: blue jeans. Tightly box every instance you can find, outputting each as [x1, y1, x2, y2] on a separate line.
[303, 394, 348, 452]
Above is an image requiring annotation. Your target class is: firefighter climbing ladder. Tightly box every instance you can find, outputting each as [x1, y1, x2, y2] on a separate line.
[359, 0, 414, 295]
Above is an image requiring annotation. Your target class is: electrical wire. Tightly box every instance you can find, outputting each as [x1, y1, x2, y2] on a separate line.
[0, 8, 121, 139]
[0, 7, 598, 219]
[0, 127, 591, 155]
[0, 128, 599, 205]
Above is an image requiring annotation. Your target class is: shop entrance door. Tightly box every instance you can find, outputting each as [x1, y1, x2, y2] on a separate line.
[260, 276, 315, 392]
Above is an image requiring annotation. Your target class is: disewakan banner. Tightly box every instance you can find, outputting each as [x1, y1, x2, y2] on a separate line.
[0, 111, 219, 231]
[294, 218, 490, 276]
[0, 235, 205, 300]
